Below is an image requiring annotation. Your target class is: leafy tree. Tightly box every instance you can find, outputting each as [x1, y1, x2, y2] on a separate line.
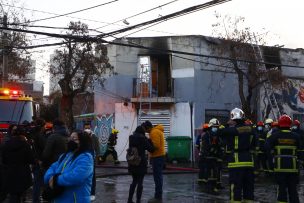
[211, 14, 286, 121]
[50, 21, 113, 129]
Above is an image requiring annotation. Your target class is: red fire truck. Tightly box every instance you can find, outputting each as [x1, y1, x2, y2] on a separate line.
[0, 88, 37, 143]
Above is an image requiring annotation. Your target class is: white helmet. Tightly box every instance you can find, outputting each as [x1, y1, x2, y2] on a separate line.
[230, 108, 245, 120]
[209, 118, 220, 127]
[265, 118, 273, 125]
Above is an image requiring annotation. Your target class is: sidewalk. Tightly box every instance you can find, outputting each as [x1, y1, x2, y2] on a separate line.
[95, 161, 199, 178]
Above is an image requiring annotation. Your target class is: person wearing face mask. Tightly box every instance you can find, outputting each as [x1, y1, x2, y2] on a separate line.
[219, 108, 256, 202]
[265, 115, 303, 203]
[44, 130, 94, 203]
[254, 121, 268, 174]
[197, 123, 210, 184]
[264, 118, 273, 132]
[199, 118, 222, 194]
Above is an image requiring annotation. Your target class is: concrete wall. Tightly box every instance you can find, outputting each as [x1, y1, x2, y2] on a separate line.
[170, 103, 191, 136]
[114, 103, 137, 161]
[96, 35, 243, 129]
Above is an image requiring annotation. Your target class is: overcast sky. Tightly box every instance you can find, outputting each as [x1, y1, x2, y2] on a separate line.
[5, 0, 303, 94]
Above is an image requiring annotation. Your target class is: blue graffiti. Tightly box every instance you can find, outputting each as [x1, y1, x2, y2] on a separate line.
[93, 114, 113, 156]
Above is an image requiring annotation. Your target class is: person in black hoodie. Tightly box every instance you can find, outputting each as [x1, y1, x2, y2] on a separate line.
[127, 126, 154, 203]
[41, 119, 68, 170]
[2, 124, 35, 203]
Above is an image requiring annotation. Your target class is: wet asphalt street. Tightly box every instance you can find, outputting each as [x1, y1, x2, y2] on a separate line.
[6, 165, 304, 203]
[95, 173, 304, 203]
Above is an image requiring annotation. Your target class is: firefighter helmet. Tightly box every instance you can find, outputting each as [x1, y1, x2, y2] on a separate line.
[230, 108, 245, 120]
[293, 119, 301, 126]
[265, 118, 273, 125]
[209, 118, 220, 127]
[245, 119, 253, 125]
[202, 123, 209, 129]
[278, 115, 292, 128]
[44, 122, 53, 130]
[257, 121, 264, 126]
[272, 121, 279, 128]
[112, 128, 119, 134]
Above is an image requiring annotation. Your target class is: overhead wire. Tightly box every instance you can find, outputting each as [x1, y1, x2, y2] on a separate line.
[97, 0, 231, 38]
[2, 2, 115, 26]
[95, 0, 180, 30]
[2, 25, 304, 69]
[23, 0, 119, 24]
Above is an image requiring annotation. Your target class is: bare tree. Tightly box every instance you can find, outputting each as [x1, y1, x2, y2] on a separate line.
[1, 0, 32, 82]
[211, 14, 286, 121]
[50, 21, 113, 129]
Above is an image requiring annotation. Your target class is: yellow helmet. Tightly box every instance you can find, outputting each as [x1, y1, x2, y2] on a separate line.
[265, 118, 273, 125]
[112, 128, 119, 134]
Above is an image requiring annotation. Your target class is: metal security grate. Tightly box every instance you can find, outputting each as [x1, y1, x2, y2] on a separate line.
[139, 110, 171, 151]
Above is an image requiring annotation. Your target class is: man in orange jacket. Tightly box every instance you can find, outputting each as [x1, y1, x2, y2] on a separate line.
[142, 120, 165, 203]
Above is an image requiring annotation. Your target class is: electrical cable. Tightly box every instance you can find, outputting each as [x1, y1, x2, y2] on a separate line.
[2, 3, 115, 26]
[0, 25, 301, 69]
[96, 0, 180, 30]
[25, 0, 119, 24]
[97, 0, 231, 38]
[5, 26, 304, 69]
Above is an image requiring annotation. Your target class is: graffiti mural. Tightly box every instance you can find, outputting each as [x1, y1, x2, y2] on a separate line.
[93, 114, 113, 156]
[260, 79, 304, 121]
[282, 80, 304, 113]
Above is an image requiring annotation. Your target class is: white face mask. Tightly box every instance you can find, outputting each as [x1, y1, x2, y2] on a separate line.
[211, 127, 218, 133]
[265, 124, 270, 130]
[291, 126, 298, 130]
[257, 126, 263, 131]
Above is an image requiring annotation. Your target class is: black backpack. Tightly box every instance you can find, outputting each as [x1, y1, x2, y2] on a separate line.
[126, 147, 141, 166]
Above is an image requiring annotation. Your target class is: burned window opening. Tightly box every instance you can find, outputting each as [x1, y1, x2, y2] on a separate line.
[137, 54, 172, 97]
[262, 46, 281, 70]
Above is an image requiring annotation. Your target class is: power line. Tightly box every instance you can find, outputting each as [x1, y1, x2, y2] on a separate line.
[27, 0, 119, 24]
[3, 2, 186, 37]
[96, 0, 180, 30]
[2, 2, 115, 26]
[2, 26, 303, 69]
[97, 0, 231, 38]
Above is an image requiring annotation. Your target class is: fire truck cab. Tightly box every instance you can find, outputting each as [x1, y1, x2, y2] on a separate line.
[0, 88, 36, 142]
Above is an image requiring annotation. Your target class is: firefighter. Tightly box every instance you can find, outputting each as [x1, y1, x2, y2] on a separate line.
[291, 119, 304, 138]
[199, 118, 222, 194]
[264, 118, 273, 133]
[219, 108, 256, 202]
[255, 121, 268, 174]
[197, 123, 210, 184]
[100, 128, 120, 164]
[265, 115, 302, 203]
[291, 119, 304, 169]
[196, 124, 209, 151]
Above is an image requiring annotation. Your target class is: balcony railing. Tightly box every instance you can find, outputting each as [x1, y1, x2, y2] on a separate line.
[132, 78, 174, 102]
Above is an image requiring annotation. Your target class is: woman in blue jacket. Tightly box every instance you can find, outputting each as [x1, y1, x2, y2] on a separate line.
[44, 130, 93, 203]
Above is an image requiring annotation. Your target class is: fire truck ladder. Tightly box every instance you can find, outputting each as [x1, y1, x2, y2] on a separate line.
[251, 33, 281, 120]
[138, 63, 152, 124]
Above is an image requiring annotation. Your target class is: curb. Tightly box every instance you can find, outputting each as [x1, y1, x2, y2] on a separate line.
[95, 165, 198, 178]
[96, 164, 199, 172]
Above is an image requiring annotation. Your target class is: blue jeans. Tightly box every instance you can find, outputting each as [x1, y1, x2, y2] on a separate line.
[151, 156, 165, 199]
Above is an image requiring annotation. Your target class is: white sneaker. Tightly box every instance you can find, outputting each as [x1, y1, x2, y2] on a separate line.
[90, 195, 96, 201]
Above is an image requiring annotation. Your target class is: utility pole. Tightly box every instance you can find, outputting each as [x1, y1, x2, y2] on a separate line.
[1, 14, 7, 87]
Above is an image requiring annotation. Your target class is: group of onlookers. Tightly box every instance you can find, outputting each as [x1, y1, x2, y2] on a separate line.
[0, 118, 98, 203]
[0, 117, 167, 203]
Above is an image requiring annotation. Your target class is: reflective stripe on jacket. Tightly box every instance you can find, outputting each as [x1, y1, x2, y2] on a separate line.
[266, 129, 302, 173]
[220, 123, 256, 168]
